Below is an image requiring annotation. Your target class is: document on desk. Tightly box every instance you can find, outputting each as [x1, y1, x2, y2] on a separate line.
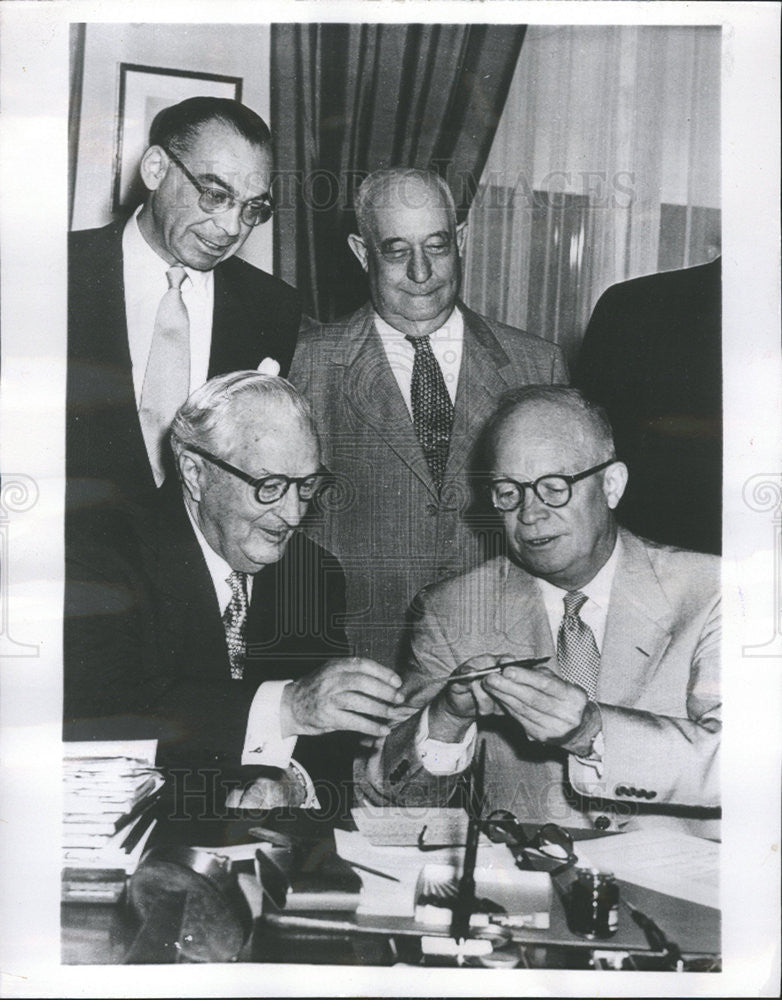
[351, 804, 482, 846]
[574, 829, 719, 910]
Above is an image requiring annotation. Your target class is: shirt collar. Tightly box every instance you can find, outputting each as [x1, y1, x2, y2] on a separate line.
[123, 206, 212, 294]
[372, 304, 462, 345]
[535, 533, 622, 611]
[183, 498, 239, 611]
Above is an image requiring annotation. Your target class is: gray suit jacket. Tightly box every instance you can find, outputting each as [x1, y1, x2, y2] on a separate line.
[288, 302, 568, 669]
[358, 529, 721, 838]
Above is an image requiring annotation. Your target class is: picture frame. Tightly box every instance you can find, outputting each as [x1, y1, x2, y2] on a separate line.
[112, 63, 243, 212]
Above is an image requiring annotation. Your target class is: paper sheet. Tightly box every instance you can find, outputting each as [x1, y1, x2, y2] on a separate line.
[574, 829, 719, 910]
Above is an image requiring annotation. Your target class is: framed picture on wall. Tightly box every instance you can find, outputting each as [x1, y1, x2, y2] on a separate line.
[113, 63, 243, 212]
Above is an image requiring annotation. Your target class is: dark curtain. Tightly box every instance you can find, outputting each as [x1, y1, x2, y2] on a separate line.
[69, 24, 86, 230]
[271, 23, 526, 321]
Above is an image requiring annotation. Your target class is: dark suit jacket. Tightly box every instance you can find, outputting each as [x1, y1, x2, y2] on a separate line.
[67, 220, 302, 511]
[288, 302, 569, 670]
[575, 258, 722, 555]
[359, 529, 721, 839]
[63, 486, 354, 815]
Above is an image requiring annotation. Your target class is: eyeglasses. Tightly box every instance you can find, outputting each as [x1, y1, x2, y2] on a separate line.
[164, 147, 273, 227]
[489, 459, 616, 513]
[483, 810, 577, 875]
[184, 443, 326, 505]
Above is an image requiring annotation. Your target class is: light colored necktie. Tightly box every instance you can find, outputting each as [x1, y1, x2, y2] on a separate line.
[138, 265, 190, 486]
[223, 571, 249, 680]
[405, 334, 454, 493]
[556, 591, 600, 699]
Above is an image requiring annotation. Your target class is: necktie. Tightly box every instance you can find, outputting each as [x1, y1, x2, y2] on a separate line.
[139, 265, 190, 486]
[556, 591, 600, 699]
[406, 334, 454, 492]
[223, 571, 249, 680]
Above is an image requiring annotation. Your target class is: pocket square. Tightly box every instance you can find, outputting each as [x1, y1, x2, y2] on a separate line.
[257, 357, 281, 376]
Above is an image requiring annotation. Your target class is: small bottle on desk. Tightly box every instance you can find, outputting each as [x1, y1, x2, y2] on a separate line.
[567, 868, 619, 939]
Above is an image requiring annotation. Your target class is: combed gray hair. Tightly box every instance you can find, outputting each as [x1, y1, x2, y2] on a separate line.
[478, 386, 617, 470]
[170, 371, 320, 461]
[353, 168, 457, 240]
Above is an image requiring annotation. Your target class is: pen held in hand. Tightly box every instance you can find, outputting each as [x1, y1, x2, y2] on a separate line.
[444, 655, 550, 686]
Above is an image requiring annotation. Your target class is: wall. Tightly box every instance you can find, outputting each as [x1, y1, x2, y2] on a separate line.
[71, 23, 272, 272]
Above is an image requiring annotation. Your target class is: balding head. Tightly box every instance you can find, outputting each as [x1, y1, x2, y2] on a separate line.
[483, 387, 628, 590]
[348, 168, 467, 338]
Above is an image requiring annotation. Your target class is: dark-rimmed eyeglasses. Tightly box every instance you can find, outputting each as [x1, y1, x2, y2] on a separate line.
[184, 442, 326, 505]
[489, 459, 616, 513]
[483, 810, 577, 875]
[164, 147, 273, 227]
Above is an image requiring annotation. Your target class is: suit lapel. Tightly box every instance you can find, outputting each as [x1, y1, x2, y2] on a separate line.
[597, 530, 674, 703]
[208, 263, 262, 376]
[447, 304, 518, 479]
[152, 489, 231, 679]
[339, 307, 436, 495]
[496, 561, 557, 661]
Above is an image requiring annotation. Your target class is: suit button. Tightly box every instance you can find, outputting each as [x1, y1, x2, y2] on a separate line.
[647, 790, 657, 799]
[615, 785, 627, 796]
[628, 786, 637, 797]
[426, 503, 438, 515]
[594, 815, 612, 830]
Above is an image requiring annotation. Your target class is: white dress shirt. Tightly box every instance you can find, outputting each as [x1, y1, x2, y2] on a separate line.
[184, 503, 300, 771]
[122, 208, 214, 407]
[416, 538, 622, 776]
[373, 306, 464, 413]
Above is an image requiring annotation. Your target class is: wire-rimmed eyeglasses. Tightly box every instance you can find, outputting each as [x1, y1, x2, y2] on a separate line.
[483, 810, 577, 875]
[489, 459, 616, 513]
[184, 442, 326, 505]
[164, 147, 273, 227]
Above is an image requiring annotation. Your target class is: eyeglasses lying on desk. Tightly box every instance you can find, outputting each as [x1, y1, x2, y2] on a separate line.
[482, 810, 578, 875]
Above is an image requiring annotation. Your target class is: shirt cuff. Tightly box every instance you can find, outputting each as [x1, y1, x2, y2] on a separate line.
[241, 680, 298, 768]
[415, 704, 477, 775]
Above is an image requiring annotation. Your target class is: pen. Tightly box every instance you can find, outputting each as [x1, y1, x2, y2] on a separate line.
[442, 655, 550, 685]
[344, 860, 401, 883]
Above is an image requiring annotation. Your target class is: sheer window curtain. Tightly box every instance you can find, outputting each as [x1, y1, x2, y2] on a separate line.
[462, 25, 721, 365]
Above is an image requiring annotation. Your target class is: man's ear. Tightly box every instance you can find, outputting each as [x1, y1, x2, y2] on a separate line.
[139, 145, 170, 193]
[178, 450, 205, 503]
[455, 220, 468, 255]
[602, 460, 628, 510]
[347, 233, 369, 272]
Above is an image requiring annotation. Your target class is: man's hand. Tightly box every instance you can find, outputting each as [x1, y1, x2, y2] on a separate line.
[427, 654, 503, 743]
[280, 658, 404, 738]
[482, 664, 590, 745]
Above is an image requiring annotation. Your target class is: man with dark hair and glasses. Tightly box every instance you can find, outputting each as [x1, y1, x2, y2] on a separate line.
[68, 96, 301, 511]
[360, 386, 721, 840]
[64, 372, 403, 816]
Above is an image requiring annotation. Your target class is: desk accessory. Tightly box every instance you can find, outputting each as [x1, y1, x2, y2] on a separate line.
[126, 845, 252, 962]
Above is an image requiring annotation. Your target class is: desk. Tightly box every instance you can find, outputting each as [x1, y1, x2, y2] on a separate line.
[61, 810, 720, 969]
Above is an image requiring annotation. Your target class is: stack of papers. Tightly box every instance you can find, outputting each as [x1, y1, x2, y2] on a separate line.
[574, 829, 720, 910]
[62, 740, 164, 902]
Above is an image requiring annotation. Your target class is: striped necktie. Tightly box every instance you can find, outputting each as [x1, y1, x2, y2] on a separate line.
[223, 571, 249, 680]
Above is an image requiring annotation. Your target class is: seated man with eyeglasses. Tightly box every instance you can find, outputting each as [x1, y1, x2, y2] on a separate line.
[68, 96, 301, 513]
[64, 372, 404, 818]
[359, 386, 721, 839]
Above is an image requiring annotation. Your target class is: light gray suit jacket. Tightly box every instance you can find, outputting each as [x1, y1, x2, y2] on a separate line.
[358, 529, 721, 839]
[288, 302, 568, 669]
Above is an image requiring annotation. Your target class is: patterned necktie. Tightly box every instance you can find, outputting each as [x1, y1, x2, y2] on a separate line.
[138, 265, 190, 486]
[556, 591, 600, 699]
[223, 571, 249, 680]
[406, 334, 454, 492]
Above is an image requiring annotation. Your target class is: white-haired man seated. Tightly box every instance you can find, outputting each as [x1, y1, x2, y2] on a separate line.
[64, 371, 403, 819]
